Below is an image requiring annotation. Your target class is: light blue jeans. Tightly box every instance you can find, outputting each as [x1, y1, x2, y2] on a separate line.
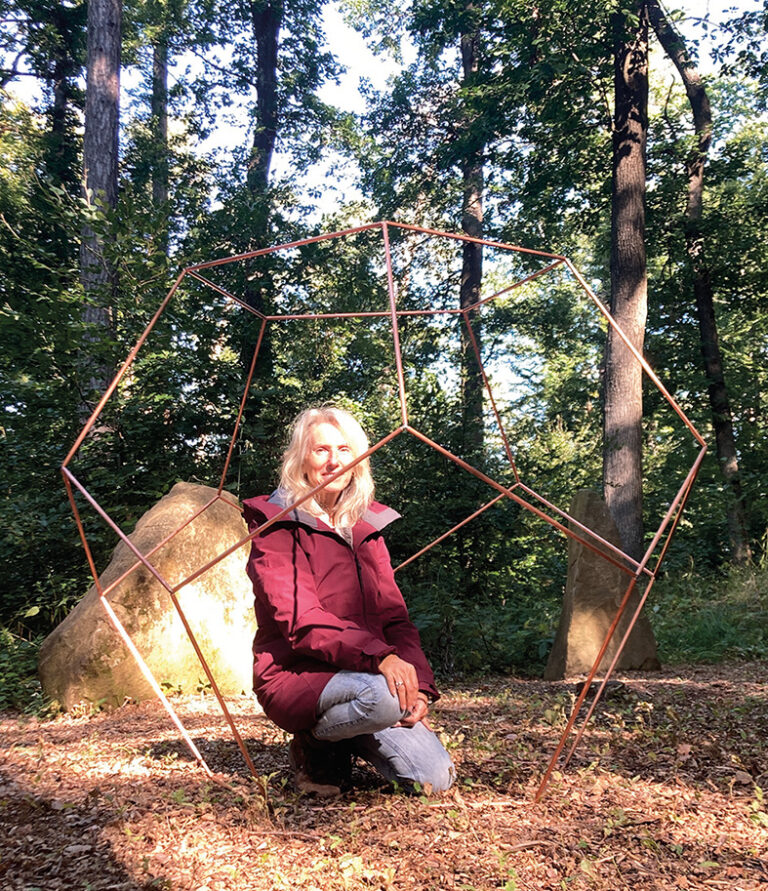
[313, 670, 455, 792]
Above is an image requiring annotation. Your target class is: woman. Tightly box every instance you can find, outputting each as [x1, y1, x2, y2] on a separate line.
[243, 406, 454, 796]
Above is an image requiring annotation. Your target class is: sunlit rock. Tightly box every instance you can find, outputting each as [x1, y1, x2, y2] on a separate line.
[39, 482, 256, 709]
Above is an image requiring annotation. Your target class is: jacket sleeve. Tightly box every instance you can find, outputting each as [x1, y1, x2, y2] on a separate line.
[370, 536, 439, 700]
[247, 522, 396, 673]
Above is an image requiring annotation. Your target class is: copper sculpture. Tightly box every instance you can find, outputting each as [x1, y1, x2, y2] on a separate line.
[61, 221, 706, 798]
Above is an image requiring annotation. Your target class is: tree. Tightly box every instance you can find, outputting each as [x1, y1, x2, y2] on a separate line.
[148, 0, 169, 211]
[647, 0, 752, 565]
[79, 0, 122, 413]
[355, 0, 493, 455]
[458, 5, 485, 458]
[602, 2, 649, 563]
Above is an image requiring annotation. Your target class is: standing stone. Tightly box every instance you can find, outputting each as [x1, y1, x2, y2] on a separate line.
[544, 489, 660, 679]
[39, 482, 257, 709]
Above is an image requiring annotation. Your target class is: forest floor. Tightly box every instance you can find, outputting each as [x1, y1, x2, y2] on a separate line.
[1, 662, 767, 891]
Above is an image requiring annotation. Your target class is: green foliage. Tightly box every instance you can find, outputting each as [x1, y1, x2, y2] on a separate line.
[643, 75, 768, 566]
[0, 103, 91, 625]
[0, 628, 45, 713]
[650, 565, 768, 663]
[1, 0, 768, 713]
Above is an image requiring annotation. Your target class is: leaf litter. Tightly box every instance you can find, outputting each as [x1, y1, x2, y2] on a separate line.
[1, 661, 766, 890]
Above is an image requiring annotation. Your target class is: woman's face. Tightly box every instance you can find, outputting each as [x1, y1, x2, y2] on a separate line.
[303, 421, 355, 508]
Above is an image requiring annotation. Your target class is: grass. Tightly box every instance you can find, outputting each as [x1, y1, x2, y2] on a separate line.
[650, 563, 768, 663]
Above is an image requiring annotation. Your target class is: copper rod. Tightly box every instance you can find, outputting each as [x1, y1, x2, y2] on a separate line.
[563, 258, 706, 447]
[382, 223, 409, 428]
[535, 452, 706, 796]
[563, 574, 660, 769]
[97, 594, 216, 776]
[186, 222, 385, 272]
[561, 579, 661, 769]
[470, 260, 566, 312]
[394, 494, 507, 573]
[561, 457, 703, 770]
[404, 427, 642, 578]
[633, 445, 708, 574]
[514, 481, 645, 575]
[97, 493, 225, 600]
[62, 469, 259, 779]
[461, 309, 519, 476]
[186, 270, 266, 319]
[61, 472, 214, 777]
[386, 221, 568, 261]
[172, 428, 407, 592]
[649, 454, 705, 578]
[218, 317, 268, 494]
[61, 470, 109, 595]
[63, 269, 187, 468]
[534, 573, 641, 803]
[264, 307, 463, 321]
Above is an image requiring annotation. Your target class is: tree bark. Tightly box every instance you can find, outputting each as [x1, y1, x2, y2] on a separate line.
[80, 0, 122, 412]
[240, 0, 282, 375]
[452, 12, 486, 600]
[648, 0, 752, 564]
[151, 36, 169, 209]
[603, 4, 649, 563]
[46, 4, 84, 191]
[151, 19, 170, 257]
[247, 0, 281, 199]
[459, 24, 485, 458]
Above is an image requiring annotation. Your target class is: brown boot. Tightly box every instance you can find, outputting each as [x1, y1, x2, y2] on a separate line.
[288, 732, 352, 797]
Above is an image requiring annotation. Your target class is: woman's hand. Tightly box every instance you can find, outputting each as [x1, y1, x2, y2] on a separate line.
[378, 653, 419, 713]
[397, 692, 430, 728]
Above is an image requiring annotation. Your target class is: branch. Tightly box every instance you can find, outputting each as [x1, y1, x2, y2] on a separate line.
[187, 46, 258, 90]
[647, 0, 712, 157]
[0, 49, 28, 90]
[570, 50, 613, 133]
[660, 81, 681, 149]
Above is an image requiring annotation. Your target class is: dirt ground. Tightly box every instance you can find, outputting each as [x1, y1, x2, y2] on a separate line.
[1, 662, 767, 891]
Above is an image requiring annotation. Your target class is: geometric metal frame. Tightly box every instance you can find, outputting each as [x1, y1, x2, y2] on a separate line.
[60, 220, 706, 799]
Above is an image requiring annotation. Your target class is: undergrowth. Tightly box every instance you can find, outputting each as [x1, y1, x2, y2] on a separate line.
[2, 566, 767, 716]
[650, 563, 768, 663]
[0, 627, 46, 713]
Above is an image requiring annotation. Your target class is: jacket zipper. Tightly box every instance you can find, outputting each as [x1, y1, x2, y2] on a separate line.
[351, 545, 368, 623]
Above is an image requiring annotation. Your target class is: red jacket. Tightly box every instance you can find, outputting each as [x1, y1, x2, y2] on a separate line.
[243, 490, 439, 732]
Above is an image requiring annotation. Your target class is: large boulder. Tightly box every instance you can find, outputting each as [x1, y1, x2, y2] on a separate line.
[544, 489, 660, 680]
[39, 482, 257, 709]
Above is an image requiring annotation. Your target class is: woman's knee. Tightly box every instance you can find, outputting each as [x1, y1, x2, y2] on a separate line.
[355, 723, 456, 793]
[357, 674, 403, 727]
[409, 745, 455, 793]
[314, 672, 403, 740]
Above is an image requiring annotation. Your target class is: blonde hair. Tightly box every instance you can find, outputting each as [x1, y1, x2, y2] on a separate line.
[279, 406, 375, 528]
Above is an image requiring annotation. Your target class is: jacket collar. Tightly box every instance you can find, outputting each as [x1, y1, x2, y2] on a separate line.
[266, 488, 401, 542]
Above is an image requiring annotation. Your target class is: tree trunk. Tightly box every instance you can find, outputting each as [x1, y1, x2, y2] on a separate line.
[241, 0, 282, 375]
[454, 15, 486, 599]
[459, 25, 484, 458]
[79, 0, 122, 413]
[648, 0, 752, 564]
[47, 4, 83, 191]
[151, 25, 170, 257]
[603, 4, 649, 564]
[151, 36, 169, 209]
[247, 0, 280, 200]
